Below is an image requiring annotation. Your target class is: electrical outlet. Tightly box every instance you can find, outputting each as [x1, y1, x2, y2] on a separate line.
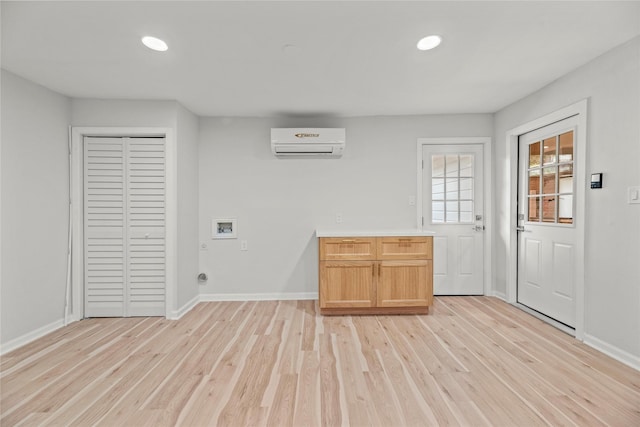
[335, 213, 343, 223]
[240, 240, 248, 251]
[408, 196, 416, 206]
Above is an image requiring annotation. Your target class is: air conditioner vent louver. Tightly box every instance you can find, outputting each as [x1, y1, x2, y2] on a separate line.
[271, 128, 345, 158]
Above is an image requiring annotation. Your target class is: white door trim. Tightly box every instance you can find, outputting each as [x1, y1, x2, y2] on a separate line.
[70, 127, 177, 320]
[505, 99, 587, 340]
[417, 137, 493, 296]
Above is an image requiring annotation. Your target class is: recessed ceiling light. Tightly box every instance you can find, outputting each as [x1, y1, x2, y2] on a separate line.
[417, 35, 442, 51]
[142, 36, 168, 52]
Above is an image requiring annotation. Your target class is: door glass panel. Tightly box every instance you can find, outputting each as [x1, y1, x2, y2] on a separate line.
[459, 178, 473, 199]
[529, 142, 541, 168]
[528, 196, 540, 222]
[432, 201, 445, 223]
[559, 165, 573, 194]
[432, 178, 445, 200]
[542, 167, 557, 194]
[542, 196, 556, 222]
[460, 155, 473, 177]
[432, 155, 445, 177]
[446, 178, 458, 200]
[543, 137, 557, 165]
[559, 164, 573, 181]
[559, 131, 574, 163]
[528, 169, 540, 195]
[446, 155, 459, 177]
[460, 201, 473, 223]
[446, 201, 458, 222]
[524, 126, 574, 226]
[558, 194, 573, 224]
[431, 153, 475, 224]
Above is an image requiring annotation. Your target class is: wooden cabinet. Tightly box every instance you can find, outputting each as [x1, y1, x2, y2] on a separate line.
[319, 236, 433, 315]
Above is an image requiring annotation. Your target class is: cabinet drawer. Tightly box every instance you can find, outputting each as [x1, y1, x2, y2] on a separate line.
[378, 236, 432, 260]
[319, 237, 377, 261]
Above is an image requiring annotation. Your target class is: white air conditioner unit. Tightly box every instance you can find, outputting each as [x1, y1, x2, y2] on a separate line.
[271, 128, 345, 157]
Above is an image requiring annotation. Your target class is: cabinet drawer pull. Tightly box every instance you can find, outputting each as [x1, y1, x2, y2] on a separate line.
[398, 238, 412, 241]
[341, 239, 357, 242]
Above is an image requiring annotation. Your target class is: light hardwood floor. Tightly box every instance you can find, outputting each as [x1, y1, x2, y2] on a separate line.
[1, 297, 639, 426]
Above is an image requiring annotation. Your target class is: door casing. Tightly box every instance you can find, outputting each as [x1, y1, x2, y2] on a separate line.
[70, 127, 177, 321]
[505, 99, 587, 340]
[417, 137, 493, 297]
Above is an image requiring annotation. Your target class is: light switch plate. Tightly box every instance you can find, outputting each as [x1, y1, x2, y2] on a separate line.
[628, 186, 640, 204]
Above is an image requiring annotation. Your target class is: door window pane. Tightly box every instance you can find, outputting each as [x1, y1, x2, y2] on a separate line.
[529, 142, 541, 168]
[528, 169, 540, 195]
[432, 201, 445, 223]
[446, 155, 459, 177]
[432, 178, 445, 200]
[432, 155, 445, 177]
[542, 196, 556, 222]
[543, 137, 557, 165]
[542, 167, 557, 194]
[528, 196, 540, 222]
[459, 178, 473, 200]
[446, 201, 459, 223]
[446, 178, 458, 200]
[460, 155, 473, 177]
[460, 201, 473, 223]
[559, 131, 574, 163]
[431, 153, 475, 224]
[558, 194, 573, 224]
[525, 129, 573, 226]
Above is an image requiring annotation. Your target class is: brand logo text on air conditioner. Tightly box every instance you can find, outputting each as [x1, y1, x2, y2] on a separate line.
[295, 133, 320, 138]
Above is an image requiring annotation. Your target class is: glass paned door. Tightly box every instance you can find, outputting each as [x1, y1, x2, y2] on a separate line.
[517, 117, 578, 328]
[422, 143, 484, 295]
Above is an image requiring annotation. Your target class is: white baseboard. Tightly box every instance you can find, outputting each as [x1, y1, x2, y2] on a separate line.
[1, 318, 66, 356]
[489, 290, 507, 301]
[199, 292, 318, 302]
[583, 333, 640, 371]
[168, 294, 200, 320]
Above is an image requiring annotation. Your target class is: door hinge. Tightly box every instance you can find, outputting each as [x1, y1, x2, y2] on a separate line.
[422, 160, 424, 169]
[422, 217, 424, 226]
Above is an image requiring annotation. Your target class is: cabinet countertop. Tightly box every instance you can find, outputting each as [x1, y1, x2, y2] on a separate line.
[315, 229, 435, 238]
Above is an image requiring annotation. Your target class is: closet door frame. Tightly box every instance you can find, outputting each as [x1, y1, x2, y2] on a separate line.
[71, 127, 176, 320]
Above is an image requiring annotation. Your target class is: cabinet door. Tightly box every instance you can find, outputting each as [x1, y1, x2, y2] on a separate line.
[319, 261, 376, 308]
[319, 237, 377, 261]
[377, 260, 433, 307]
[378, 237, 432, 260]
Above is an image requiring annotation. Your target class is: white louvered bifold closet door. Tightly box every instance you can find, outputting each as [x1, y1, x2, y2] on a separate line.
[84, 136, 166, 317]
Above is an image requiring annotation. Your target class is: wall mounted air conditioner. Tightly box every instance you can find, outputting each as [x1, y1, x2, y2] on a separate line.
[271, 128, 345, 157]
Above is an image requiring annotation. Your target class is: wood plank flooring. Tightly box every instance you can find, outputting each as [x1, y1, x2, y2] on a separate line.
[1, 297, 639, 426]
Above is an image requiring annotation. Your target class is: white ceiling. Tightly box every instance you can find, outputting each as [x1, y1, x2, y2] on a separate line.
[2, 1, 639, 117]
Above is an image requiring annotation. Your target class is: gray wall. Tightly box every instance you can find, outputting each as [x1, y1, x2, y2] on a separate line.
[197, 114, 493, 297]
[493, 37, 640, 359]
[176, 104, 200, 309]
[1, 70, 71, 345]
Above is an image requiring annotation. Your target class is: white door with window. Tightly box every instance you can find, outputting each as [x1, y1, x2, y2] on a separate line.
[84, 136, 166, 317]
[422, 144, 484, 295]
[517, 117, 578, 327]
